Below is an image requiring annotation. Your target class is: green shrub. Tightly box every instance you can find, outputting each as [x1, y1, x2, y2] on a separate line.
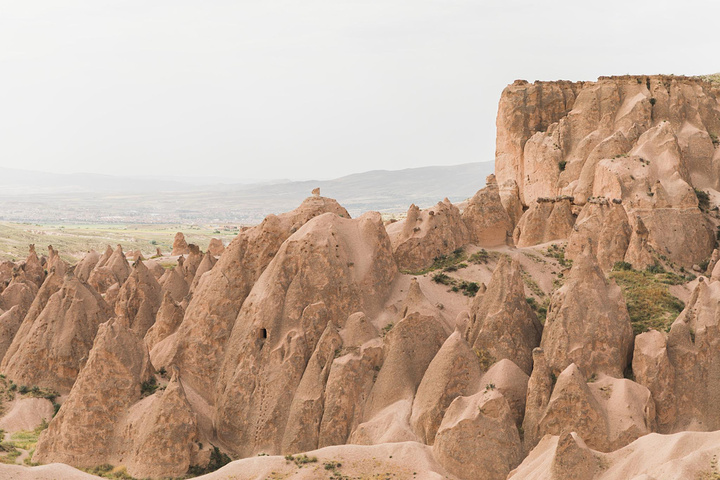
[646, 262, 666, 274]
[558, 160, 567, 171]
[612, 261, 633, 271]
[468, 249, 490, 264]
[611, 269, 685, 334]
[458, 281, 480, 297]
[188, 446, 231, 475]
[695, 188, 710, 211]
[140, 378, 158, 397]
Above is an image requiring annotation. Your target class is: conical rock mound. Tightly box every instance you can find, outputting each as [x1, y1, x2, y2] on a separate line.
[214, 211, 396, 457]
[466, 257, 542, 375]
[540, 246, 633, 378]
[2, 272, 111, 393]
[33, 319, 154, 467]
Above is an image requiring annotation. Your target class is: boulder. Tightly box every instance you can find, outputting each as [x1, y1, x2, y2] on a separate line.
[433, 390, 522, 480]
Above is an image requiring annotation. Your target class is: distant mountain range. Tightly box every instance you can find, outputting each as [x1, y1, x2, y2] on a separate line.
[0, 162, 494, 224]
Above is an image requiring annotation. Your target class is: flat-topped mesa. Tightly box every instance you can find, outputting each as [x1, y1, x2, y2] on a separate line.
[496, 75, 720, 206]
[496, 75, 719, 266]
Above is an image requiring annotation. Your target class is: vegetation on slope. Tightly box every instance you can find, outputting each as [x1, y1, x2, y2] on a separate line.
[610, 264, 686, 335]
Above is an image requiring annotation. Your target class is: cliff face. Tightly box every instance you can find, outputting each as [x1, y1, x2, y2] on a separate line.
[496, 75, 720, 205]
[496, 75, 720, 267]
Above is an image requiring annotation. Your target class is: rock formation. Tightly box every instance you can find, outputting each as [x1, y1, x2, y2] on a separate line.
[466, 257, 542, 375]
[88, 245, 131, 294]
[114, 259, 163, 336]
[386, 199, 469, 272]
[513, 198, 576, 247]
[2, 75, 720, 479]
[158, 266, 189, 303]
[433, 389, 522, 480]
[461, 175, 513, 246]
[207, 238, 225, 256]
[165, 195, 350, 403]
[351, 312, 447, 445]
[188, 251, 216, 293]
[633, 277, 720, 433]
[214, 211, 397, 457]
[497, 75, 720, 267]
[2, 272, 112, 393]
[144, 291, 185, 354]
[410, 330, 482, 445]
[34, 319, 154, 466]
[566, 201, 632, 271]
[540, 246, 633, 378]
[171, 232, 190, 256]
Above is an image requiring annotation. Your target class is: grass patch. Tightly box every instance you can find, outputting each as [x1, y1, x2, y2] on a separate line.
[431, 272, 453, 285]
[473, 347, 496, 370]
[526, 297, 549, 324]
[468, 249, 491, 264]
[520, 268, 545, 297]
[433, 272, 481, 297]
[543, 244, 572, 268]
[0, 421, 48, 465]
[380, 323, 394, 338]
[285, 454, 318, 467]
[610, 269, 685, 334]
[82, 464, 135, 479]
[402, 248, 467, 275]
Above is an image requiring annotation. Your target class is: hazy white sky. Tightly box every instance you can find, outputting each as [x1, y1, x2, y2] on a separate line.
[1, 1, 717, 180]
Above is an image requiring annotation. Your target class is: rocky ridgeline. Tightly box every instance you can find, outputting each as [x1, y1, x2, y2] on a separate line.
[0, 76, 718, 479]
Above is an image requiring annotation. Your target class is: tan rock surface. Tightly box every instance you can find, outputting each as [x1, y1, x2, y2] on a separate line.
[509, 430, 720, 480]
[466, 257, 542, 375]
[410, 330, 482, 445]
[540, 247, 633, 378]
[171, 232, 190, 256]
[461, 176, 513, 247]
[478, 359, 529, 426]
[33, 319, 154, 467]
[386, 199, 469, 272]
[122, 369, 201, 478]
[214, 211, 395, 457]
[188, 251, 217, 293]
[158, 266, 189, 303]
[168, 196, 350, 403]
[318, 330, 383, 448]
[88, 245, 130, 294]
[633, 278, 720, 432]
[566, 201, 631, 271]
[513, 199, 575, 247]
[2, 272, 112, 393]
[352, 312, 446, 445]
[433, 389, 522, 480]
[207, 238, 225, 256]
[114, 259, 163, 336]
[496, 75, 720, 267]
